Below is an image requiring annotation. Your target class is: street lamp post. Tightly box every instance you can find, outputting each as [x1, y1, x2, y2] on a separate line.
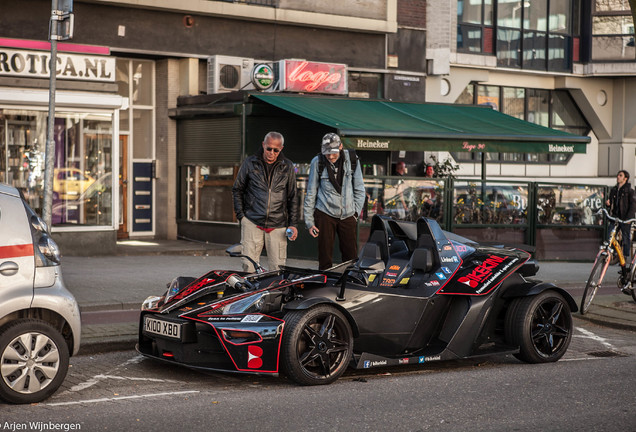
[43, 0, 73, 228]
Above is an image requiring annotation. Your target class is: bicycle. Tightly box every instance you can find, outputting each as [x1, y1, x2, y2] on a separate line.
[581, 208, 636, 314]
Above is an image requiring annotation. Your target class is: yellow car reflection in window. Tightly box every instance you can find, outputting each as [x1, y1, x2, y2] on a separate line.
[53, 168, 96, 200]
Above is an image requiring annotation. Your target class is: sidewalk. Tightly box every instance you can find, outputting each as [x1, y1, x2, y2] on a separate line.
[63, 239, 636, 354]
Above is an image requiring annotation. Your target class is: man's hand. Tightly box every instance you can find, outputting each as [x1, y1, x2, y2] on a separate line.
[309, 225, 320, 238]
[287, 226, 298, 241]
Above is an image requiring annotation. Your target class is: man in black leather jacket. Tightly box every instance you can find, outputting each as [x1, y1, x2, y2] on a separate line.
[232, 132, 298, 272]
[606, 170, 636, 279]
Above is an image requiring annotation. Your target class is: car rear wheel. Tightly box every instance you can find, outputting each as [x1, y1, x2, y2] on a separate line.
[507, 291, 572, 363]
[0, 319, 70, 404]
[281, 305, 353, 386]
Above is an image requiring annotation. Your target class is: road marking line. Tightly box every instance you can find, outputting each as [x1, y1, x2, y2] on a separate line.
[560, 357, 606, 362]
[46, 391, 200, 406]
[92, 374, 184, 383]
[574, 327, 617, 350]
[67, 354, 147, 393]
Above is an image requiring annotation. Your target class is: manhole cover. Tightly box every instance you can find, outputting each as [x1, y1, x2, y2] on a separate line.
[587, 350, 627, 358]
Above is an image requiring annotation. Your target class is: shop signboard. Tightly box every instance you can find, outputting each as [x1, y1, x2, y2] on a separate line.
[0, 48, 115, 82]
[280, 60, 347, 95]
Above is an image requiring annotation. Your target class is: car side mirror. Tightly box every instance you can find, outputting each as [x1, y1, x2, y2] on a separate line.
[225, 244, 266, 274]
[226, 244, 242, 257]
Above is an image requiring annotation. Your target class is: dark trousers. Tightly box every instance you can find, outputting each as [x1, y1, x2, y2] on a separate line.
[314, 209, 358, 270]
[619, 222, 632, 264]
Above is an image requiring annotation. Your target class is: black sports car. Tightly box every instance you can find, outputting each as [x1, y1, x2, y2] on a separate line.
[137, 215, 576, 385]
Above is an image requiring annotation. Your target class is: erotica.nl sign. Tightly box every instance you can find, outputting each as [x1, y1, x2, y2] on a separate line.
[0, 48, 115, 82]
[282, 60, 347, 95]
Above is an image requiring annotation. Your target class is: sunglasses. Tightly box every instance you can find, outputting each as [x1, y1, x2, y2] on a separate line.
[266, 147, 282, 153]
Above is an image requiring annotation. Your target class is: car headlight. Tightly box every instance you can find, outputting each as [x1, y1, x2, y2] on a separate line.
[221, 291, 268, 315]
[38, 235, 61, 264]
[31, 215, 49, 233]
[142, 296, 163, 311]
[163, 276, 196, 304]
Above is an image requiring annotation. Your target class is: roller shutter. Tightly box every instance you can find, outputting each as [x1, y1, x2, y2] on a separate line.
[178, 117, 241, 165]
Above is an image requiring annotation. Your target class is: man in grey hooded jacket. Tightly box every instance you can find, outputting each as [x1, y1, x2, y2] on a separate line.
[304, 133, 365, 270]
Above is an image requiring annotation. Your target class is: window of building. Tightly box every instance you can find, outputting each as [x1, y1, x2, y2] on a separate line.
[591, 0, 635, 61]
[186, 165, 237, 223]
[491, 0, 574, 71]
[0, 110, 114, 227]
[116, 58, 156, 234]
[453, 84, 589, 164]
[116, 59, 155, 159]
[457, 0, 494, 54]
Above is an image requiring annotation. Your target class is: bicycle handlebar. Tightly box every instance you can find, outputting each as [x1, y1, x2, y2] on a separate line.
[597, 208, 636, 225]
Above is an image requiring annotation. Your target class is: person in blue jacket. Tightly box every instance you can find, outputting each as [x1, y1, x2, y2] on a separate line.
[304, 133, 365, 270]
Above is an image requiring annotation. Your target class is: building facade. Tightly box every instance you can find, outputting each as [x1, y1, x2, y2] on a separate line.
[0, 0, 633, 255]
[427, 0, 635, 181]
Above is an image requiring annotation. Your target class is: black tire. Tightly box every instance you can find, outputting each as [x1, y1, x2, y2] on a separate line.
[581, 253, 608, 315]
[0, 320, 70, 404]
[504, 297, 522, 346]
[281, 305, 353, 386]
[508, 291, 573, 363]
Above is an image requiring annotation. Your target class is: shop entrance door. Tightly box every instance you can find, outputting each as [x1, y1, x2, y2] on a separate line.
[118, 135, 129, 239]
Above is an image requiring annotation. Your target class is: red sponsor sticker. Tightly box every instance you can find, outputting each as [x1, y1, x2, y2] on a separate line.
[247, 345, 263, 369]
[458, 255, 507, 288]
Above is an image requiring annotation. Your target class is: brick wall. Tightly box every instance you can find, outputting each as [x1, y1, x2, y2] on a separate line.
[398, 0, 426, 28]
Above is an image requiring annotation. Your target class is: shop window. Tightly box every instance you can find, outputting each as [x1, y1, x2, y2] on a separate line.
[537, 184, 605, 225]
[0, 110, 114, 227]
[453, 181, 528, 225]
[187, 165, 238, 223]
[363, 177, 445, 223]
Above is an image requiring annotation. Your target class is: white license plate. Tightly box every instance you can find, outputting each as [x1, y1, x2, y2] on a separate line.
[144, 317, 182, 340]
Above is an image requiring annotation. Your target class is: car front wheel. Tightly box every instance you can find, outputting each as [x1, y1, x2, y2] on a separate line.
[281, 305, 353, 386]
[507, 291, 573, 363]
[0, 319, 70, 404]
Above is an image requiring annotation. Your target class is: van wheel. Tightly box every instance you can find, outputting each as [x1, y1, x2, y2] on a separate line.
[0, 320, 70, 404]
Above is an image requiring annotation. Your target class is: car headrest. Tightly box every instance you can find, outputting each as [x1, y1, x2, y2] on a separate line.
[411, 248, 433, 273]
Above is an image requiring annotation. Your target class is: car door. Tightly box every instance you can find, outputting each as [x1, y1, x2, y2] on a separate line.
[0, 191, 35, 312]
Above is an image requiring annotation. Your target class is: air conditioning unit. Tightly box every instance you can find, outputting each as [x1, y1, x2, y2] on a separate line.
[207, 55, 254, 94]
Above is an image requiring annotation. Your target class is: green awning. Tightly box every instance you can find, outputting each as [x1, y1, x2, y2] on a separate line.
[251, 93, 590, 154]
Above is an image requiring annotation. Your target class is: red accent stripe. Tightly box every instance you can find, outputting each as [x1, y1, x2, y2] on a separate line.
[0, 37, 110, 55]
[0, 243, 34, 259]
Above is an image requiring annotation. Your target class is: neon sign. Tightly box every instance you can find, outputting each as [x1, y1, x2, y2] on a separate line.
[282, 60, 347, 95]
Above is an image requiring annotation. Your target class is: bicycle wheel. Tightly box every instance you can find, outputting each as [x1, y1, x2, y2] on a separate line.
[581, 252, 609, 315]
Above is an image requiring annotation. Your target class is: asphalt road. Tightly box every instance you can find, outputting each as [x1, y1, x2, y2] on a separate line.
[2, 321, 634, 431]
